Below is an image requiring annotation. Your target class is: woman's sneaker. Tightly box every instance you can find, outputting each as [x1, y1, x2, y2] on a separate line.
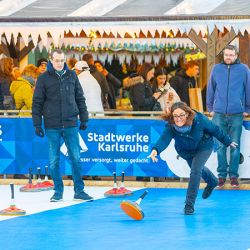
[184, 204, 194, 215]
[202, 184, 217, 199]
[50, 193, 63, 202]
[74, 191, 93, 201]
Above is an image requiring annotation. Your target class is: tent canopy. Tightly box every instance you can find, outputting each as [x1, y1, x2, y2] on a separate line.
[0, 1, 249, 48]
[0, 1, 249, 82]
[0, 15, 249, 47]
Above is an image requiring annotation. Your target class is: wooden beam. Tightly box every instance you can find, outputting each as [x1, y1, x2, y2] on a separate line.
[0, 34, 10, 57]
[16, 33, 22, 51]
[19, 37, 35, 60]
[239, 31, 250, 67]
[216, 27, 237, 55]
[206, 27, 218, 83]
[7, 34, 19, 66]
[188, 28, 207, 54]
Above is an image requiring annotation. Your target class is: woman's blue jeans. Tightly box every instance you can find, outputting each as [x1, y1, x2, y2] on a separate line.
[212, 113, 243, 178]
[185, 148, 217, 206]
[45, 127, 84, 195]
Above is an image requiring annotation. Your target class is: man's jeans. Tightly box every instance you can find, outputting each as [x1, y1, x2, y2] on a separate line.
[185, 149, 217, 206]
[46, 127, 84, 195]
[213, 113, 243, 178]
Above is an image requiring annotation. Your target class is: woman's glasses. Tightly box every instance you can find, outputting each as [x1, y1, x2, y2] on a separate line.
[172, 113, 186, 119]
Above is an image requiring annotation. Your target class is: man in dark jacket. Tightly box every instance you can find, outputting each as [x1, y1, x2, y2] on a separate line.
[32, 49, 93, 202]
[94, 60, 122, 109]
[170, 61, 199, 105]
[207, 44, 250, 188]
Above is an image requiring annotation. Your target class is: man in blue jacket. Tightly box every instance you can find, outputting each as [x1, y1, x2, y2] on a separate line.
[206, 45, 250, 188]
[32, 49, 93, 202]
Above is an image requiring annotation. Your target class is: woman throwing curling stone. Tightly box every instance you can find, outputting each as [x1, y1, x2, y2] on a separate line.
[147, 102, 237, 215]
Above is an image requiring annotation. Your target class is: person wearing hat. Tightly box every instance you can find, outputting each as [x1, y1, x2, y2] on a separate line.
[73, 61, 103, 114]
[36, 58, 48, 75]
[73, 60, 104, 181]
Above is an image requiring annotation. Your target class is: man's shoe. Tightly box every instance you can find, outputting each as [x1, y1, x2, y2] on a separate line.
[50, 193, 63, 202]
[230, 177, 240, 188]
[74, 191, 93, 201]
[184, 204, 194, 215]
[217, 178, 226, 188]
[202, 184, 217, 199]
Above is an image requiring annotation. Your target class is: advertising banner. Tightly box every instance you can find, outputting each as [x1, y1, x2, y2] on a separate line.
[0, 118, 249, 178]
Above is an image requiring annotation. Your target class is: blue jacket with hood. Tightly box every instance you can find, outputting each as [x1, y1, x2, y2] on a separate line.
[32, 61, 88, 129]
[153, 112, 232, 160]
[206, 59, 250, 114]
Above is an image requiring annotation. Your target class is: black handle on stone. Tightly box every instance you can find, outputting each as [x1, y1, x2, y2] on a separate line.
[140, 190, 148, 200]
[45, 166, 49, 176]
[28, 168, 32, 184]
[113, 172, 117, 183]
[37, 167, 41, 179]
[121, 171, 125, 183]
[10, 183, 14, 199]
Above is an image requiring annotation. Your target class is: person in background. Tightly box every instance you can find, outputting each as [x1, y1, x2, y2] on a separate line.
[0, 83, 4, 110]
[32, 49, 93, 202]
[10, 64, 38, 115]
[206, 44, 250, 188]
[148, 102, 237, 215]
[94, 60, 122, 109]
[170, 61, 199, 105]
[152, 67, 180, 112]
[36, 58, 48, 75]
[123, 62, 162, 111]
[66, 57, 77, 70]
[73, 60, 103, 114]
[82, 53, 110, 110]
[12, 67, 21, 80]
[0, 57, 15, 109]
[74, 60, 104, 181]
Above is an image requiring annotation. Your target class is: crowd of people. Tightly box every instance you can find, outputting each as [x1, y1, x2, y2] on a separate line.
[0, 45, 250, 211]
[0, 57, 47, 113]
[0, 51, 182, 115]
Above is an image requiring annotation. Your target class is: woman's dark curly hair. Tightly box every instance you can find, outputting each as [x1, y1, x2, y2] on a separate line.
[162, 101, 195, 126]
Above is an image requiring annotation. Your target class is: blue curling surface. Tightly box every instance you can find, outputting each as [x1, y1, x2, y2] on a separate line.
[0, 188, 250, 250]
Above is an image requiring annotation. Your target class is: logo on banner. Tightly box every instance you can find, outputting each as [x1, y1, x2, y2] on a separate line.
[60, 133, 88, 156]
[87, 132, 149, 152]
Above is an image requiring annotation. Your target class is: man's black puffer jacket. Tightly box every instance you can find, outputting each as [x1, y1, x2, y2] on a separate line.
[32, 61, 88, 129]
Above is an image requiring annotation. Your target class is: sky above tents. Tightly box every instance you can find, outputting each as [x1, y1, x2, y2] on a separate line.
[0, 0, 250, 17]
